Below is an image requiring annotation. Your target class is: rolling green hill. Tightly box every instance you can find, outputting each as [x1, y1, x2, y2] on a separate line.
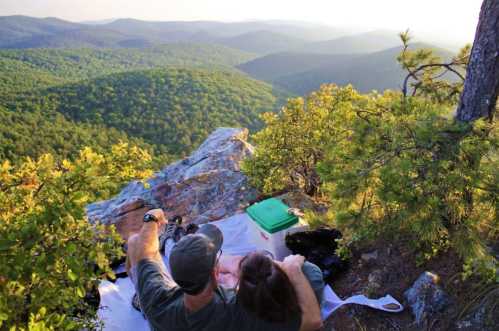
[0, 44, 257, 102]
[8, 68, 287, 156]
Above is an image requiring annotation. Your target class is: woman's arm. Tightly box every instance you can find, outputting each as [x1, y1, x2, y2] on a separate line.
[280, 255, 323, 331]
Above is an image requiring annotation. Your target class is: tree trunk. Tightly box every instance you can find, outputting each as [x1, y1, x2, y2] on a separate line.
[456, 0, 499, 122]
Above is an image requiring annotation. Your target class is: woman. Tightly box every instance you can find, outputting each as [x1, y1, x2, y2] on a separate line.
[219, 251, 325, 324]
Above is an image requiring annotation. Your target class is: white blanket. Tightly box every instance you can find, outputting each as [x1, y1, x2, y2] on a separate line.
[98, 213, 403, 331]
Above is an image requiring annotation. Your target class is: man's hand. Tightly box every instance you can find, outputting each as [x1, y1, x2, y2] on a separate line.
[145, 208, 168, 226]
[127, 209, 167, 269]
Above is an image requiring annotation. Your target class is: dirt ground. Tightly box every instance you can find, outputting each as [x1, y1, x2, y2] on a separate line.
[322, 238, 499, 331]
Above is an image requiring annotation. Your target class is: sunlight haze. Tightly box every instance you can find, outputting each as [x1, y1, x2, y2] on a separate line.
[1, 0, 482, 44]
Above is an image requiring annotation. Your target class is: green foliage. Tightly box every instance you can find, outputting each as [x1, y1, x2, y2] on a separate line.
[8, 68, 285, 157]
[0, 46, 266, 165]
[245, 81, 498, 279]
[242, 84, 360, 195]
[0, 143, 153, 330]
[0, 106, 166, 165]
[0, 45, 256, 103]
[318, 91, 498, 280]
[398, 30, 470, 104]
[0, 57, 65, 102]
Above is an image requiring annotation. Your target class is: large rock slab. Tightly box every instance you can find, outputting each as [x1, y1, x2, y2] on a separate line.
[87, 128, 258, 239]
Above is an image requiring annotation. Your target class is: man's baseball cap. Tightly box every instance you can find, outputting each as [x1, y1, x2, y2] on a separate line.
[169, 223, 223, 295]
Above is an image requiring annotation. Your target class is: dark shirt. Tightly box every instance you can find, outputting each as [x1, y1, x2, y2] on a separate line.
[136, 259, 324, 331]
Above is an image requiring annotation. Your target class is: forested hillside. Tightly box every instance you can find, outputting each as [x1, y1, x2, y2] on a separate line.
[0, 106, 156, 163]
[5, 68, 285, 157]
[0, 45, 256, 102]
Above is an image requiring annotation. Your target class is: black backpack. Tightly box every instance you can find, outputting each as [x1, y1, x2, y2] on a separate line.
[285, 227, 348, 282]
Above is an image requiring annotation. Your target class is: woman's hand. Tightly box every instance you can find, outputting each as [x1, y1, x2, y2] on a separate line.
[279, 255, 323, 331]
[277, 254, 305, 279]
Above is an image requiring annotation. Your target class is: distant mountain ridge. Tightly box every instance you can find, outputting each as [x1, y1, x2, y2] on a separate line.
[0, 15, 349, 52]
[0, 15, 83, 47]
[292, 30, 404, 54]
[239, 43, 457, 94]
[0, 15, 460, 60]
[219, 30, 308, 55]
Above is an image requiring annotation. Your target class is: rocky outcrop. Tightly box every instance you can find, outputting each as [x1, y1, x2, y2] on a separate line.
[87, 128, 258, 239]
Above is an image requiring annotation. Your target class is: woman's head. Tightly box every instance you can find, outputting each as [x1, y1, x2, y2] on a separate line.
[237, 251, 301, 323]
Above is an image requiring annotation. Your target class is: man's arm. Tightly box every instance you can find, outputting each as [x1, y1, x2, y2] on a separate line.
[280, 255, 323, 331]
[127, 209, 166, 269]
[126, 209, 180, 320]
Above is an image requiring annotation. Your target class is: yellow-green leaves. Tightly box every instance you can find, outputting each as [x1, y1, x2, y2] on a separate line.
[245, 81, 498, 282]
[0, 143, 152, 329]
[243, 84, 372, 196]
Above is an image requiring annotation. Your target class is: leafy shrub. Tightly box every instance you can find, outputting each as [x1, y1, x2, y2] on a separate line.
[242, 85, 365, 195]
[0, 143, 152, 329]
[318, 91, 498, 280]
[244, 85, 498, 280]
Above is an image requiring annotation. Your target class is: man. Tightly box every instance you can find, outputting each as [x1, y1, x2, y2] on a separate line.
[126, 208, 323, 331]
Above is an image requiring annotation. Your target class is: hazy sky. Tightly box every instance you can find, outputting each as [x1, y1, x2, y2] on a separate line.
[1, 0, 482, 43]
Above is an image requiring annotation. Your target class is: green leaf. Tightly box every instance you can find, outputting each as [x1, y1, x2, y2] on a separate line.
[76, 287, 85, 298]
[67, 269, 77, 282]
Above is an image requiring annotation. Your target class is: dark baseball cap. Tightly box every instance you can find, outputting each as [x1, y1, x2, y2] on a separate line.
[169, 223, 223, 295]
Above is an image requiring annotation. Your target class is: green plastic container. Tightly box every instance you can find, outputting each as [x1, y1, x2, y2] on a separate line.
[246, 198, 298, 234]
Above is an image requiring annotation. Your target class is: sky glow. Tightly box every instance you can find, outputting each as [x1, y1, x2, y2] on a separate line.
[0, 0, 482, 44]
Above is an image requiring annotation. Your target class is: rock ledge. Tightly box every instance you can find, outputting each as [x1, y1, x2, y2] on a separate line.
[87, 128, 258, 239]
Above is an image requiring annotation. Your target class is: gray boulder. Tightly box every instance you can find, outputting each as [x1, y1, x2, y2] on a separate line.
[404, 271, 451, 325]
[86, 128, 258, 239]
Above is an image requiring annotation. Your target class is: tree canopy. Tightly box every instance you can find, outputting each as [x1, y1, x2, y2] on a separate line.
[5, 68, 286, 158]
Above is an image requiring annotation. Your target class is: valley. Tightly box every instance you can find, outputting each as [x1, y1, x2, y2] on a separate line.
[0, 15, 465, 164]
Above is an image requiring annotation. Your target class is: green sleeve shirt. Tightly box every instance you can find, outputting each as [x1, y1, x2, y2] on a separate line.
[136, 258, 324, 331]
